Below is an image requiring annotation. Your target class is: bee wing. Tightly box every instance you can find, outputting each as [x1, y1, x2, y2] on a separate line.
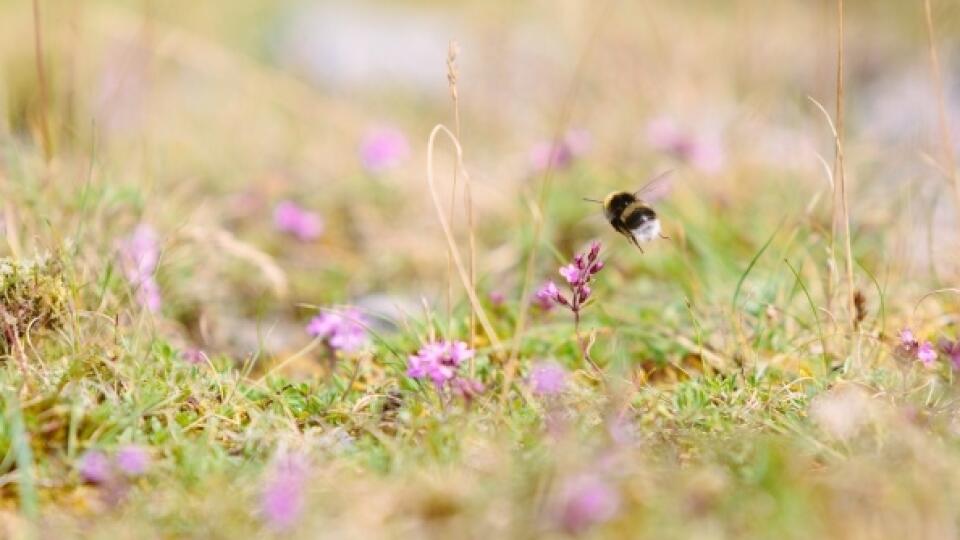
[634, 170, 674, 203]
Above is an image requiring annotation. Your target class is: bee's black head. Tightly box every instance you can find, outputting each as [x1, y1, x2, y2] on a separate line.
[603, 191, 636, 220]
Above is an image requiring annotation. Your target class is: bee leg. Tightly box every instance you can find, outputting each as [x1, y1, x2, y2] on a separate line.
[659, 232, 671, 240]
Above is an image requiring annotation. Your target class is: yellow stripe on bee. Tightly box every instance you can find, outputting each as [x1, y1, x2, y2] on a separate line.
[623, 201, 650, 215]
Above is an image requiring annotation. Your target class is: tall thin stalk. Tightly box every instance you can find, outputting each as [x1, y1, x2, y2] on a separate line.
[834, 0, 856, 330]
[32, 0, 53, 162]
[922, 0, 960, 215]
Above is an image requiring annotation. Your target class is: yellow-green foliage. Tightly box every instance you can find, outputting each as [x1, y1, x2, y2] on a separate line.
[0, 255, 68, 350]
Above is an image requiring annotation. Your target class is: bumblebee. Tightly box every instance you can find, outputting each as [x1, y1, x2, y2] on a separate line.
[585, 171, 672, 252]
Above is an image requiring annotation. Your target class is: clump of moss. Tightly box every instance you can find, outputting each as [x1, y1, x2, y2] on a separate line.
[0, 255, 69, 351]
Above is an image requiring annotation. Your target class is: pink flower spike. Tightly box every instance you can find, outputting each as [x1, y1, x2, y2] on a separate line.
[580, 284, 592, 302]
[559, 264, 581, 285]
[116, 445, 151, 476]
[917, 341, 937, 366]
[588, 241, 601, 262]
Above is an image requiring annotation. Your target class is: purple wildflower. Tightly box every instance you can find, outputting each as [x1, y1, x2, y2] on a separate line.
[529, 361, 567, 396]
[407, 340, 473, 387]
[559, 264, 582, 285]
[551, 240, 603, 324]
[535, 281, 562, 310]
[451, 377, 485, 402]
[274, 200, 323, 241]
[646, 116, 724, 174]
[529, 129, 592, 172]
[918, 341, 937, 366]
[359, 126, 410, 172]
[118, 224, 162, 312]
[79, 450, 111, 484]
[407, 340, 481, 400]
[260, 453, 309, 531]
[555, 475, 620, 534]
[529, 141, 574, 171]
[939, 339, 960, 370]
[306, 308, 368, 353]
[488, 290, 506, 308]
[900, 328, 916, 345]
[115, 445, 150, 477]
[896, 327, 939, 366]
[181, 347, 207, 365]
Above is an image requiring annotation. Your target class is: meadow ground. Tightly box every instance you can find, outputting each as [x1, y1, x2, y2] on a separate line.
[2, 1, 960, 538]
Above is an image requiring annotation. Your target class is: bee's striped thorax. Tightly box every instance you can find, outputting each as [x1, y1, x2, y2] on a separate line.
[602, 191, 637, 222]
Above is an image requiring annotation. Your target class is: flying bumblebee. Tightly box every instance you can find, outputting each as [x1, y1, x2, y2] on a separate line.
[584, 170, 673, 252]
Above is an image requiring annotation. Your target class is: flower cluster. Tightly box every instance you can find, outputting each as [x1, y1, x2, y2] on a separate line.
[359, 125, 410, 172]
[646, 116, 724, 174]
[897, 328, 937, 366]
[306, 308, 368, 353]
[79, 444, 151, 485]
[939, 338, 960, 370]
[529, 360, 567, 396]
[407, 340, 483, 399]
[274, 200, 323, 241]
[181, 347, 207, 365]
[260, 452, 309, 531]
[118, 224, 162, 312]
[554, 474, 620, 534]
[537, 241, 604, 321]
[529, 128, 592, 172]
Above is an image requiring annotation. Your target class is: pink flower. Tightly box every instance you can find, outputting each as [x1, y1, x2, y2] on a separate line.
[181, 348, 207, 365]
[529, 361, 567, 396]
[918, 341, 937, 366]
[529, 129, 592, 172]
[488, 291, 506, 307]
[359, 126, 410, 172]
[900, 328, 916, 346]
[535, 281, 562, 310]
[306, 308, 368, 353]
[79, 450, 111, 484]
[564, 129, 593, 155]
[939, 339, 960, 370]
[115, 445, 150, 476]
[550, 241, 604, 322]
[559, 264, 582, 286]
[118, 224, 162, 312]
[407, 340, 474, 388]
[451, 377, 485, 402]
[260, 453, 309, 531]
[529, 142, 574, 171]
[897, 327, 938, 366]
[274, 200, 323, 241]
[646, 116, 724, 174]
[556, 475, 620, 534]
